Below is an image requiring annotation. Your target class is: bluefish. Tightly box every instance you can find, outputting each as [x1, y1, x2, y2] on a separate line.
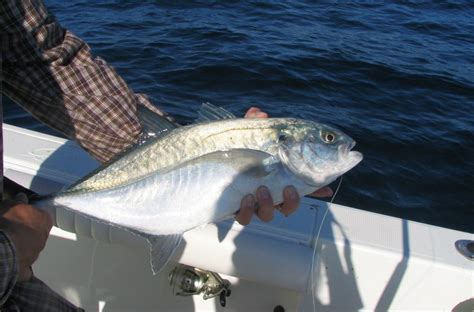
[36, 105, 363, 272]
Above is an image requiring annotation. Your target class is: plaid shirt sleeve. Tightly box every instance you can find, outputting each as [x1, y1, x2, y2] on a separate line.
[0, 231, 82, 312]
[0, 231, 18, 307]
[1, 0, 174, 163]
[3, 276, 83, 312]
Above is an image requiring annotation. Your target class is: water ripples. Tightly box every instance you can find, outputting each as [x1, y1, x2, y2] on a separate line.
[4, 1, 473, 232]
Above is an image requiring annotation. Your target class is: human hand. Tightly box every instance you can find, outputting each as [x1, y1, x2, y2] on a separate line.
[244, 106, 268, 119]
[235, 107, 334, 225]
[0, 200, 53, 282]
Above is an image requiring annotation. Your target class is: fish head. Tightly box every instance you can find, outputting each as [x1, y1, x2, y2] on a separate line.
[277, 120, 363, 187]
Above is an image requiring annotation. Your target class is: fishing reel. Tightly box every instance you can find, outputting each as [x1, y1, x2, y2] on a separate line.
[169, 264, 232, 307]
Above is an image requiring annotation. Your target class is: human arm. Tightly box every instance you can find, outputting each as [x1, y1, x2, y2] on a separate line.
[1, 0, 174, 163]
[235, 107, 334, 225]
[0, 198, 82, 311]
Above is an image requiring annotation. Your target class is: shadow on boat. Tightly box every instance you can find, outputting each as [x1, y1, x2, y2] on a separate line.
[310, 207, 364, 311]
[374, 219, 410, 312]
[226, 202, 365, 311]
[226, 200, 411, 311]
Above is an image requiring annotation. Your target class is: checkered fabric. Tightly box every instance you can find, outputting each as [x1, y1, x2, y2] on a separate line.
[1, 0, 172, 163]
[0, 231, 18, 308]
[0, 231, 82, 312]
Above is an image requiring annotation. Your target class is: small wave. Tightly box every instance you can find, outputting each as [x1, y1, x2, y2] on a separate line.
[168, 27, 248, 42]
[11, 0, 474, 233]
[402, 21, 458, 35]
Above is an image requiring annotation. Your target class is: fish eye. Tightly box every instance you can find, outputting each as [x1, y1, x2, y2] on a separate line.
[278, 134, 288, 143]
[322, 131, 336, 144]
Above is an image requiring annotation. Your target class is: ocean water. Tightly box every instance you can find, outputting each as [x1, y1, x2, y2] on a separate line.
[3, 1, 473, 233]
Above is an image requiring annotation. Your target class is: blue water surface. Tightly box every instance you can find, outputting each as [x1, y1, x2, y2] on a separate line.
[4, 1, 473, 232]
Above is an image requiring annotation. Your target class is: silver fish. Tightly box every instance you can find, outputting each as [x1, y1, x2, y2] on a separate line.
[37, 106, 363, 272]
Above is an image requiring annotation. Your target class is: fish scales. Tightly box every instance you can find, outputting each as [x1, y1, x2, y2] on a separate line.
[53, 149, 308, 235]
[68, 118, 295, 194]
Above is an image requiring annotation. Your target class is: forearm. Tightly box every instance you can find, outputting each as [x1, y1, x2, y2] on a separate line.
[1, 0, 172, 163]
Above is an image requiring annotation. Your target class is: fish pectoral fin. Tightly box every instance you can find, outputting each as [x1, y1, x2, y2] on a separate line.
[147, 233, 183, 274]
[200, 149, 281, 178]
[195, 102, 237, 123]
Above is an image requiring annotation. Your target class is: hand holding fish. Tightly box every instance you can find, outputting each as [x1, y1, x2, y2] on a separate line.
[0, 200, 53, 281]
[235, 107, 334, 225]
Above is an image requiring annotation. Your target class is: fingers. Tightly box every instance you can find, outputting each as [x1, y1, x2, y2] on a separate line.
[255, 186, 274, 222]
[236, 185, 303, 225]
[277, 186, 300, 216]
[244, 107, 268, 119]
[236, 185, 331, 224]
[235, 186, 274, 225]
[14, 192, 29, 204]
[308, 186, 333, 198]
[0, 192, 30, 215]
[235, 194, 256, 225]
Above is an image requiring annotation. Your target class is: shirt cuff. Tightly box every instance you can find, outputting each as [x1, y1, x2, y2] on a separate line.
[0, 231, 19, 307]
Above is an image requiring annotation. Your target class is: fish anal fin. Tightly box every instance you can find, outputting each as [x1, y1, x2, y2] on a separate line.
[148, 233, 183, 274]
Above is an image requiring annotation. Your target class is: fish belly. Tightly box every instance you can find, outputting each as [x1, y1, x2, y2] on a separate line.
[52, 149, 314, 236]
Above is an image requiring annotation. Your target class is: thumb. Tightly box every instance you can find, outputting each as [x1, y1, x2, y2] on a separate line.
[14, 193, 29, 204]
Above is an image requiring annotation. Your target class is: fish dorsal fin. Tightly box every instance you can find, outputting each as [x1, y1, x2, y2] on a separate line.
[137, 105, 179, 142]
[195, 102, 237, 123]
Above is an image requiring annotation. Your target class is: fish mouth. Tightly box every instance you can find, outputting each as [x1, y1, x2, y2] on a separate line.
[348, 150, 363, 164]
[339, 141, 363, 172]
[338, 141, 355, 158]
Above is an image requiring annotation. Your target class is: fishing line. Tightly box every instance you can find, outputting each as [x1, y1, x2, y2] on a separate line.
[310, 176, 343, 312]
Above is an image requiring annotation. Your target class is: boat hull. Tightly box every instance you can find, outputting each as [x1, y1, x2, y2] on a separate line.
[3, 124, 472, 311]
